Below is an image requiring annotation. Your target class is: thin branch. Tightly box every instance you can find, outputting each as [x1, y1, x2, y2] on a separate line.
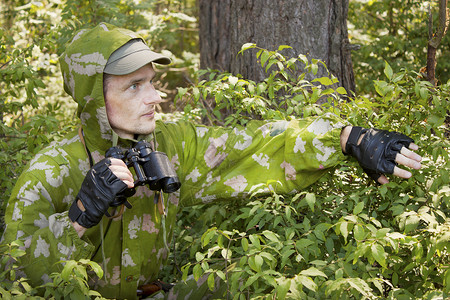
[429, 0, 449, 48]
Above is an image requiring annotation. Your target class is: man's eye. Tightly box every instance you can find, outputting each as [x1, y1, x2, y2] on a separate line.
[130, 83, 138, 90]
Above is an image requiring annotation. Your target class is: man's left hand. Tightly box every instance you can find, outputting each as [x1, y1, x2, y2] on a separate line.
[340, 126, 422, 184]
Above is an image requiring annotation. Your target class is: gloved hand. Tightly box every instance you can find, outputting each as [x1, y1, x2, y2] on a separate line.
[344, 126, 421, 183]
[69, 158, 131, 228]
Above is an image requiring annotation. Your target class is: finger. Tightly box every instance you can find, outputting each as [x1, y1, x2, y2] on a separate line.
[112, 171, 134, 188]
[392, 166, 412, 179]
[109, 165, 133, 177]
[377, 174, 389, 185]
[122, 180, 135, 189]
[395, 152, 422, 170]
[116, 176, 134, 188]
[109, 158, 128, 167]
[108, 165, 134, 188]
[401, 146, 422, 163]
[408, 143, 419, 151]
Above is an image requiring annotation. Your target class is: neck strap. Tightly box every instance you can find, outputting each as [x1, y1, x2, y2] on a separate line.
[78, 127, 94, 168]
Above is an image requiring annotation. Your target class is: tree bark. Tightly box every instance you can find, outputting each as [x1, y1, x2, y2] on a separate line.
[426, 0, 449, 86]
[199, 0, 355, 94]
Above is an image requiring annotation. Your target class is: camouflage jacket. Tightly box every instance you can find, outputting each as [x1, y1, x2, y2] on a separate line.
[1, 23, 347, 299]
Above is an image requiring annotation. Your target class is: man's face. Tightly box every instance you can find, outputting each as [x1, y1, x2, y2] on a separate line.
[104, 64, 162, 139]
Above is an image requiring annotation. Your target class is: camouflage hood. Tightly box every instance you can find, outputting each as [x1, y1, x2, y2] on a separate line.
[59, 23, 145, 154]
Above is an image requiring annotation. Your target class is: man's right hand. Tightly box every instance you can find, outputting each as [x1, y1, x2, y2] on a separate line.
[69, 158, 134, 236]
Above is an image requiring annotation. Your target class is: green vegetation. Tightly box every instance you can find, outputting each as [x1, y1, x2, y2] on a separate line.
[1, 0, 448, 299]
[349, 0, 450, 94]
[168, 45, 449, 299]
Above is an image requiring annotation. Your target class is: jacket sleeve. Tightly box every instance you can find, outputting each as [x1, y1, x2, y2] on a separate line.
[1, 152, 95, 286]
[157, 112, 348, 207]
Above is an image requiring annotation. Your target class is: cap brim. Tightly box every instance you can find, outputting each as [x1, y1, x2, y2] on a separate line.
[104, 40, 171, 75]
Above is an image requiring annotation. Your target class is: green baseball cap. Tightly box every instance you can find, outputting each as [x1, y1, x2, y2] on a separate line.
[104, 39, 171, 75]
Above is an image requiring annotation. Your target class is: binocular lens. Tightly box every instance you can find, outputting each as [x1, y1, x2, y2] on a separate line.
[161, 177, 181, 193]
[141, 152, 181, 193]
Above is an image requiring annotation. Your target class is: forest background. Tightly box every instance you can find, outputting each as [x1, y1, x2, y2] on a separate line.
[0, 0, 449, 299]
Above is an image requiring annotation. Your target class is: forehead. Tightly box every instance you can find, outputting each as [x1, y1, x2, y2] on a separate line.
[105, 63, 156, 85]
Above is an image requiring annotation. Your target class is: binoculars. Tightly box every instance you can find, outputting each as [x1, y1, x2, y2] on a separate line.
[106, 141, 181, 195]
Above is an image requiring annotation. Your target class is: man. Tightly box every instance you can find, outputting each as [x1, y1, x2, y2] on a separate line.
[1, 23, 422, 299]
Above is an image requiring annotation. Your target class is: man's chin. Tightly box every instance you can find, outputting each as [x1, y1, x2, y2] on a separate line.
[138, 123, 156, 136]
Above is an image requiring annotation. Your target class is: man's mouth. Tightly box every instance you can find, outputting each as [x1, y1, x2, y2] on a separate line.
[143, 110, 155, 118]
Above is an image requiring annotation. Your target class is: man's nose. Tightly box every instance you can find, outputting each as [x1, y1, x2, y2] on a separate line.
[144, 84, 163, 104]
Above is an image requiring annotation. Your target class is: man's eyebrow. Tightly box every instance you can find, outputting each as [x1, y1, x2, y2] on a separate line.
[125, 72, 156, 86]
[127, 77, 146, 85]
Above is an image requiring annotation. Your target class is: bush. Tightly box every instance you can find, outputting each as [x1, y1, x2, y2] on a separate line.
[0, 240, 105, 299]
[165, 45, 450, 299]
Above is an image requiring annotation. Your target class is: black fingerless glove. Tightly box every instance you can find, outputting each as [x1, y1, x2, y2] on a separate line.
[69, 158, 128, 228]
[345, 127, 414, 182]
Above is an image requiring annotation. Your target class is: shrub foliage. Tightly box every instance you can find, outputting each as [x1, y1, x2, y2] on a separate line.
[168, 45, 450, 299]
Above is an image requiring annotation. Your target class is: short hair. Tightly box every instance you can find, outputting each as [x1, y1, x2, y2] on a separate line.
[103, 73, 114, 100]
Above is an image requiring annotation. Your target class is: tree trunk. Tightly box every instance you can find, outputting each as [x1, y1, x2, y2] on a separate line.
[198, 0, 355, 94]
[426, 0, 448, 86]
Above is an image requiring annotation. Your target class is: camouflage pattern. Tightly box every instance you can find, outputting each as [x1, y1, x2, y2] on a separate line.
[1, 23, 347, 299]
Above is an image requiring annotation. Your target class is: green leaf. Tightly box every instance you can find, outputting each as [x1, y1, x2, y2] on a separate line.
[243, 273, 261, 289]
[255, 254, 264, 271]
[207, 273, 215, 291]
[312, 77, 333, 86]
[249, 234, 261, 250]
[193, 264, 202, 281]
[419, 87, 429, 101]
[353, 202, 364, 215]
[354, 224, 366, 241]
[392, 272, 398, 286]
[193, 87, 200, 101]
[335, 268, 344, 279]
[296, 275, 318, 292]
[278, 45, 292, 51]
[336, 86, 347, 94]
[86, 260, 103, 278]
[216, 270, 226, 281]
[181, 264, 190, 282]
[241, 237, 249, 252]
[295, 239, 314, 250]
[248, 256, 261, 272]
[300, 267, 328, 278]
[260, 251, 276, 264]
[202, 228, 216, 247]
[305, 193, 316, 212]
[371, 243, 386, 268]
[325, 237, 334, 254]
[239, 43, 256, 54]
[281, 248, 296, 268]
[384, 61, 393, 80]
[276, 277, 291, 299]
[195, 252, 205, 262]
[310, 63, 318, 75]
[61, 261, 77, 282]
[375, 228, 390, 239]
[262, 230, 279, 243]
[404, 214, 420, 233]
[340, 222, 349, 244]
[221, 249, 232, 261]
[88, 290, 102, 296]
[260, 51, 270, 67]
